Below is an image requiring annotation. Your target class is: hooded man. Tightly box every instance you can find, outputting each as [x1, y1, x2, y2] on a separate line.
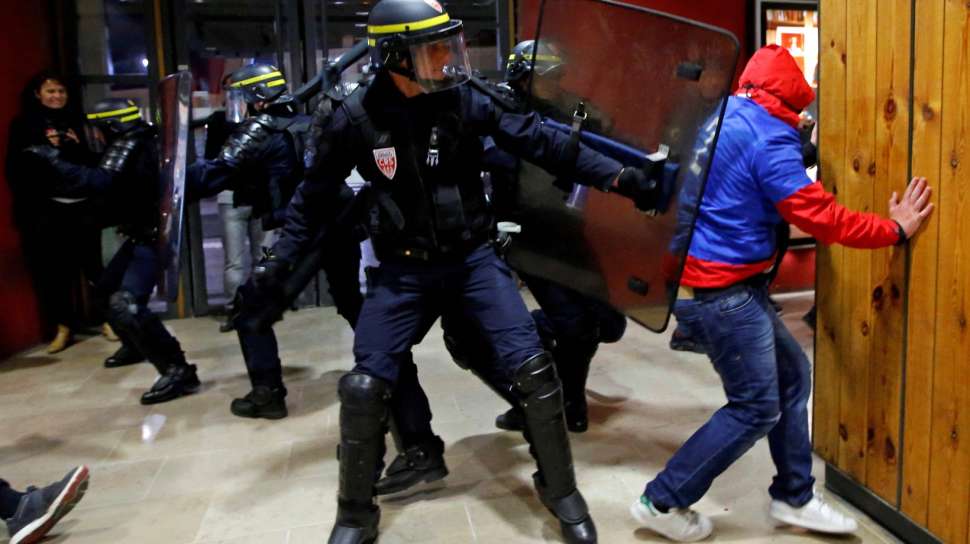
[629, 45, 934, 542]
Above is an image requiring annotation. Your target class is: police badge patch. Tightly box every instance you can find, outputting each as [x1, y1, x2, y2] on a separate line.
[423, 0, 443, 13]
[373, 147, 397, 179]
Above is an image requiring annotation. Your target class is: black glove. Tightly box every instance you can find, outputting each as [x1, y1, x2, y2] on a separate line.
[252, 252, 290, 293]
[219, 117, 272, 168]
[611, 166, 659, 212]
[24, 145, 60, 162]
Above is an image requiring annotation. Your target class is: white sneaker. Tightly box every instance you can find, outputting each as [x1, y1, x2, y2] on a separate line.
[770, 494, 858, 534]
[630, 496, 713, 542]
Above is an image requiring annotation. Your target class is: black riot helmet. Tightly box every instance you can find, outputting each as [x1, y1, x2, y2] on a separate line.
[86, 98, 144, 136]
[505, 40, 564, 85]
[367, 0, 472, 94]
[224, 63, 288, 121]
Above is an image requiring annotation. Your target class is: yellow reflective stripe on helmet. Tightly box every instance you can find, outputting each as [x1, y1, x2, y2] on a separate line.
[230, 71, 284, 88]
[266, 79, 287, 88]
[86, 106, 139, 120]
[120, 113, 142, 122]
[368, 13, 450, 35]
[508, 54, 562, 63]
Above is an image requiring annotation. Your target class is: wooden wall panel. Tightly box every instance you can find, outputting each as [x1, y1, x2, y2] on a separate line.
[837, 0, 878, 480]
[901, 0, 945, 526]
[817, 1, 970, 541]
[927, 2, 970, 541]
[813, 0, 847, 464]
[865, 0, 911, 504]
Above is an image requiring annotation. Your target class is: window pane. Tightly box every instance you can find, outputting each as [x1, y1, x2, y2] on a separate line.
[76, 0, 150, 75]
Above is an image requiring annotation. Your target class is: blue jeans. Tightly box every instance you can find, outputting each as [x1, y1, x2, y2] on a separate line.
[645, 284, 815, 508]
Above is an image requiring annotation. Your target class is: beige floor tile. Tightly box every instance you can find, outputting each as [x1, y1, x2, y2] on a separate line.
[41, 491, 212, 544]
[0, 295, 902, 543]
[194, 477, 334, 542]
[146, 444, 291, 499]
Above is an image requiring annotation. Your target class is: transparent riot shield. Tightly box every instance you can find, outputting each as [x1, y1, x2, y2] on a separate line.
[156, 71, 192, 301]
[505, 0, 739, 331]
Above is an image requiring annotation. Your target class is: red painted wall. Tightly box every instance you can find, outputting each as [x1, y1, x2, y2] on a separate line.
[0, 4, 55, 357]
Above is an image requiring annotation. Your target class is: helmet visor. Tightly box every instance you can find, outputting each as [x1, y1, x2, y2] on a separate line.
[409, 31, 471, 94]
[225, 88, 248, 123]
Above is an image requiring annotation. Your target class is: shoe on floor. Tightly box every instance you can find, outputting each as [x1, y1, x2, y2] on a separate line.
[630, 496, 712, 542]
[4, 465, 89, 544]
[140, 364, 201, 405]
[375, 437, 448, 496]
[45, 325, 72, 354]
[770, 493, 858, 534]
[103, 344, 146, 368]
[495, 407, 525, 432]
[230, 386, 287, 419]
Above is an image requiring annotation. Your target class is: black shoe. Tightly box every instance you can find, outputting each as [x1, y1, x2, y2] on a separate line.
[328, 502, 380, 544]
[535, 476, 597, 544]
[668, 331, 706, 354]
[564, 400, 589, 434]
[374, 437, 448, 496]
[230, 386, 288, 419]
[104, 345, 145, 368]
[219, 320, 235, 333]
[5, 465, 89, 544]
[495, 407, 525, 431]
[140, 364, 201, 405]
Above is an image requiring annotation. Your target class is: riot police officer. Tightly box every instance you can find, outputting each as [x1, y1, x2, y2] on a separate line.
[218, 68, 364, 418]
[493, 40, 629, 432]
[26, 98, 201, 404]
[271, 1, 662, 542]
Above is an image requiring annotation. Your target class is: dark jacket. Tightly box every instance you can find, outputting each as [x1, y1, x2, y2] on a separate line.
[274, 71, 623, 263]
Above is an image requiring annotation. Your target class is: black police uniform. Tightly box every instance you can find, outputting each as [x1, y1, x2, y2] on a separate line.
[29, 104, 202, 404]
[276, 67, 625, 544]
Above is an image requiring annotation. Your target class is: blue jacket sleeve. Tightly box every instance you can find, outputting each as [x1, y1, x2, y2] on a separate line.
[273, 107, 355, 263]
[185, 159, 237, 201]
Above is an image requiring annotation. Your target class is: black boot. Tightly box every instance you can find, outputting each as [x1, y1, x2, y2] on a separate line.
[514, 353, 597, 543]
[555, 340, 597, 434]
[141, 364, 201, 405]
[231, 386, 288, 419]
[375, 436, 448, 495]
[328, 373, 390, 544]
[495, 407, 525, 431]
[104, 343, 145, 368]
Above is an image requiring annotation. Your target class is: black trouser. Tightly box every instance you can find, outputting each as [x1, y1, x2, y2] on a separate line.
[99, 240, 186, 374]
[19, 212, 103, 333]
[237, 234, 363, 389]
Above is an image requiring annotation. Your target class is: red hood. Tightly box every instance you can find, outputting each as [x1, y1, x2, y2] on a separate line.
[737, 45, 815, 128]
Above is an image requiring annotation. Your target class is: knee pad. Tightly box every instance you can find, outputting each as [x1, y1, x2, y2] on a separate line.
[513, 352, 558, 396]
[338, 372, 392, 415]
[597, 309, 627, 344]
[108, 291, 141, 329]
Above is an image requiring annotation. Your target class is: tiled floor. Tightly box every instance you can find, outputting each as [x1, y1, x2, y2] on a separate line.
[0, 292, 901, 543]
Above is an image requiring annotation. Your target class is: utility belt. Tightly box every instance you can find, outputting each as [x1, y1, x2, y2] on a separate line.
[677, 273, 769, 301]
[382, 236, 490, 263]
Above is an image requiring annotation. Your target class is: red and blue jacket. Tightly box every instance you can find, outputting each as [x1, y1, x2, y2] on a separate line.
[681, 45, 900, 288]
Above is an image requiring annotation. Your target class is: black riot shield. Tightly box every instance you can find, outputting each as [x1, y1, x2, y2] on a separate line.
[156, 71, 192, 301]
[505, 0, 739, 331]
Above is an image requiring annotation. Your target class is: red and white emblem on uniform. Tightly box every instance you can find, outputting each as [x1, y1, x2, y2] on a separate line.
[423, 0, 444, 13]
[373, 147, 398, 180]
